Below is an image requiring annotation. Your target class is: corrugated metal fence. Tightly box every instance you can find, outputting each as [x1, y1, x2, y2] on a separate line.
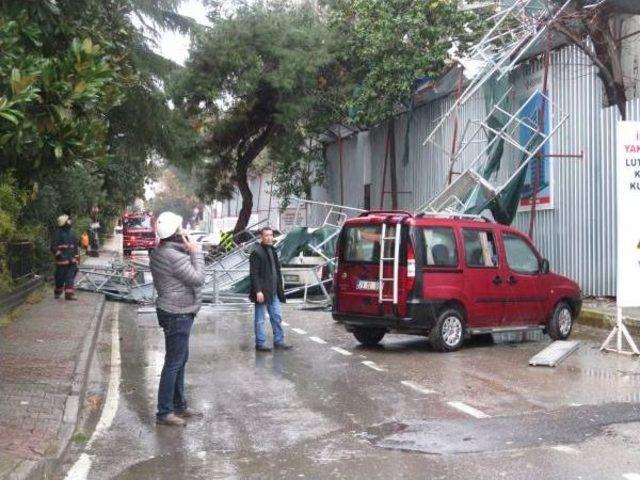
[322, 45, 639, 296]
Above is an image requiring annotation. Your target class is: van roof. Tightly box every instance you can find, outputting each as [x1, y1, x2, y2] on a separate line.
[347, 210, 496, 226]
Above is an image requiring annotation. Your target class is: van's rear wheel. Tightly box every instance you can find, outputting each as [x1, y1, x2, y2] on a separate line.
[353, 328, 386, 347]
[430, 308, 465, 352]
[547, 301, 573, 340]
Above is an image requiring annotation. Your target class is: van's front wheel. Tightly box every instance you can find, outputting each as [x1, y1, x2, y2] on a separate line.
[430, 308, 465, 352]
[353, 327, 386, 347]
[547, 301, 573, 340]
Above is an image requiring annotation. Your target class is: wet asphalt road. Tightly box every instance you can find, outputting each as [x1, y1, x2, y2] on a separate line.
[60, 297, 640, 480]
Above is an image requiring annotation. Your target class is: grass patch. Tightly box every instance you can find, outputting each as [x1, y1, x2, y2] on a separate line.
[72, 432, 89, 445]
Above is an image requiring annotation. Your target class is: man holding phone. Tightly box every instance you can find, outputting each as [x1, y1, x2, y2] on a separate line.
[150, 211, 205, 426]
[249, 226, 292, 352]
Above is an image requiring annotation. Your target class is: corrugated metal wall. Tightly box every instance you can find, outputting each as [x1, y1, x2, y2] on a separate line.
[321, 45, 640, 296]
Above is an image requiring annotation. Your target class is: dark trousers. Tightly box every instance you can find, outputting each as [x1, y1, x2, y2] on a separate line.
[156, 309, 194, 417]
[54, 264, 77, 296]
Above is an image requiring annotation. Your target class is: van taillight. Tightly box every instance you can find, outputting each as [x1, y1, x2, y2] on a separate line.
[405, 241, 416, 292]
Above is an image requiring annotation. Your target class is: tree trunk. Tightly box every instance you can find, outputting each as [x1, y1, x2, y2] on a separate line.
[232, 124, 273, 236]
[234, 162, 253, 237]
[590, 13, 627, 119]
[554, 10, 627, 119]
[388, 118, 398, 209]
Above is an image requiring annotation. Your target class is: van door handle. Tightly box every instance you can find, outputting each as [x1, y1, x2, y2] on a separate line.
[507, 276, 517, 285]
[492, 276, 503, 285]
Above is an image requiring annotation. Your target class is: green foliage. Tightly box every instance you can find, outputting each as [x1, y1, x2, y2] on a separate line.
[172, 1, 341, 230]
[0, 172, 26, 240]
[0, 1, 131, 185]
[0, 172, 28, 293]
[0, 0, 198, 292]
[329, 0, 482, 125]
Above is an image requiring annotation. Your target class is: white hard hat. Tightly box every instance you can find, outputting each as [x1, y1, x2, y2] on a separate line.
[57, 214, 69, 227]
[156, 211, 183, 239]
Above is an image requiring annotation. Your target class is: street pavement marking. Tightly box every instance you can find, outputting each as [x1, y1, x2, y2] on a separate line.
[291, 327, 307, 335]
[281, 321, 289, 326]
[400, 380, 436, 395]
[331, 346, 352, 356]
[623, 474, 640, 480]
[552, 445, 580, 454]
[66, 303, 121, 480]
[361, 361, 386, 372]
[309, 336, 328, 344]
[447, 401, 490, 419]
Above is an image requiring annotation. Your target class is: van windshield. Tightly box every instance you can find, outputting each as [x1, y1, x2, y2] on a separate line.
[342, 225, 396, 263]
[124, 215, 152, 229]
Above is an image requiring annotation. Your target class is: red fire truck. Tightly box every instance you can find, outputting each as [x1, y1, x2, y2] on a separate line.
[122, 211, 158, 256]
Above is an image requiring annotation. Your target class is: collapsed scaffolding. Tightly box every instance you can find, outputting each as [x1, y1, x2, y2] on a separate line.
[76, 198, 364, 307]
[418, 0, 576, 231]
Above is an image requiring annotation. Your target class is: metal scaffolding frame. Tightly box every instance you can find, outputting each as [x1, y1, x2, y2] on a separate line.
[418, 0, 573, 217]
[419, 88, 569, 214]
[79, 198, 364, 307]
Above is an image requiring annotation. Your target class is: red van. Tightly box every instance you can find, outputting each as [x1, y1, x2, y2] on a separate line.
[332, 211, 582, 351]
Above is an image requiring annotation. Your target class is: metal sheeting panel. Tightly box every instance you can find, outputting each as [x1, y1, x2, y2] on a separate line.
[321, 44, 640, 296]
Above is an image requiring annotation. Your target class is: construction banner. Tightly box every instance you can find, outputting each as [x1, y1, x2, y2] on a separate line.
[617, 121, 640, 308]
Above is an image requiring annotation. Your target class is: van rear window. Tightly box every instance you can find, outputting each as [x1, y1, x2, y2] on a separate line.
[421, 227, 458, 267]
[342, 225, 395, 263]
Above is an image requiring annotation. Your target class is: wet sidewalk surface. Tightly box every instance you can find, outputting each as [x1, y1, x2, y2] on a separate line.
[0, 290, 104, 479]
[59, 301, 640, 480]
[0, 235, 120, 480]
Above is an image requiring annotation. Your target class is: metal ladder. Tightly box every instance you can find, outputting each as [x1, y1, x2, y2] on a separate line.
[378, 223, 402, 304]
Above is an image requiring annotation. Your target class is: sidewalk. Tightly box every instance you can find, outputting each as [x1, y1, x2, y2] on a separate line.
[0, 281, 106, 478]
[579, 297, 640, 335]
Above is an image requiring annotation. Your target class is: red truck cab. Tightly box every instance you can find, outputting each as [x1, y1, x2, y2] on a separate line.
[122, 211, 158, 256]
[332, 210, 582, 351]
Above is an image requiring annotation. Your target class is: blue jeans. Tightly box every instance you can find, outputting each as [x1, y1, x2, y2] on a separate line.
[156, 310, 194, 417]
[254, 296, 285, 347]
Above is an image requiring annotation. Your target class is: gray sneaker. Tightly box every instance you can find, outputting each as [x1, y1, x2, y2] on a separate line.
[156, 413, 186, 426]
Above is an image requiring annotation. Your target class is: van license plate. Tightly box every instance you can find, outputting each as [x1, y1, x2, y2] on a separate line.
[356, 280, 379, 291]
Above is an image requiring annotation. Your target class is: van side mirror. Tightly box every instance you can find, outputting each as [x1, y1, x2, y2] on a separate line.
[540, 258, 550, 274]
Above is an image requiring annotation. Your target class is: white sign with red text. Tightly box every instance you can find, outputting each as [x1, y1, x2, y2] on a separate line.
[617, 121, 640, 307]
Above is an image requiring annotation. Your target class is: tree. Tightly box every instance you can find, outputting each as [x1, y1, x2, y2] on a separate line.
[549, 0, 640, 120]
[0, 0, 200, 286]
[171, 1, 339, 234]
[329, 0, 482, 207]
[0, 0, 129, 186]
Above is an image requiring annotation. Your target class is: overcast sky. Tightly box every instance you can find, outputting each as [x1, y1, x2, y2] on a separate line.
[156, 0, 211, 66]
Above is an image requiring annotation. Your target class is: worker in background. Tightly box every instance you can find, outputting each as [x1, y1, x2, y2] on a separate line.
[51, 214, 79, 300]
[80, 231, 90, 252]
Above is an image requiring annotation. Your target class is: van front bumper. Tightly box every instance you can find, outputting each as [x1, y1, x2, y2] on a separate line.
[332, 300, 446, 333]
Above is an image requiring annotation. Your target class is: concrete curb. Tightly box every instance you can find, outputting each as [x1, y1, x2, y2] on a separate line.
[577, 308, 640, 337]
[15, 296, 108, 480]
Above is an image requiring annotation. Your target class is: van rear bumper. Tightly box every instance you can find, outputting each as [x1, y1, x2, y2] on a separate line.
[333, 300, 446, 333]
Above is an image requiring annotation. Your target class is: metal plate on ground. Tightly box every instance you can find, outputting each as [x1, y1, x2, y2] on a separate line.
[529, 340, 580, 367]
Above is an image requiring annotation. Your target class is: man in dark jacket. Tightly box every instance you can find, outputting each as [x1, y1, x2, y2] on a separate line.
[249, 227, 292, 351]
[51, 214, 79, 300]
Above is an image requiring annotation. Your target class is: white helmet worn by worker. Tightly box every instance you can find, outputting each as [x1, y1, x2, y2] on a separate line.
[156, 211, 183, 240]
[57, 214, 69, 227]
